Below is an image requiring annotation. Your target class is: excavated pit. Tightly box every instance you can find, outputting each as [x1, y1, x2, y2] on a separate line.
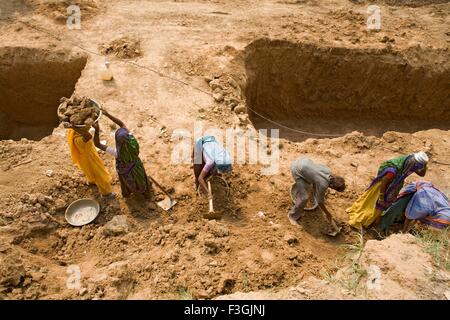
[0, 47, 87, 141]
[245, 39, 450, 141]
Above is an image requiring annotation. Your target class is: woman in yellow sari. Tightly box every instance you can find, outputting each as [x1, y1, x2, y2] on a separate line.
[65, 123, 115, 198]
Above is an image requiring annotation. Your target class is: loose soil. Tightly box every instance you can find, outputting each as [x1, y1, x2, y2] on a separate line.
[0, 0, 449, 300]
[99, 36, 142, 60]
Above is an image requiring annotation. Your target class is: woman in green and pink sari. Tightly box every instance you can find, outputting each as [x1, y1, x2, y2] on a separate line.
[347, 152, 429, 229]
[93, 109, 151, 199]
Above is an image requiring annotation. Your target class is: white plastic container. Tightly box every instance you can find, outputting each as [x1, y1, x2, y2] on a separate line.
[99, 61, 113, 81]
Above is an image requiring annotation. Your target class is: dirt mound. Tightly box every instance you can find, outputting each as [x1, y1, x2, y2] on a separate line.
[356, 233, 449, 299]
[99, 37, 142, 59]
[29, 0, 103, 23]
[0, 47, 87, 141]
[244, 38, 450, 138]
[216, 233, 450, 300]
[0, 0, 32, 22]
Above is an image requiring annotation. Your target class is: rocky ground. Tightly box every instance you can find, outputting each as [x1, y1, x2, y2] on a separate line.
[0, 0, 449, 299]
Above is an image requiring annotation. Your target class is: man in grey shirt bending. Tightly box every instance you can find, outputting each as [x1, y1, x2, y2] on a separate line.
[289, 157, 346, 236]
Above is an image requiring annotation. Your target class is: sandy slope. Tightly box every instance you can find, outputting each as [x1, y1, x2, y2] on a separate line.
[0, 0, 449, 299]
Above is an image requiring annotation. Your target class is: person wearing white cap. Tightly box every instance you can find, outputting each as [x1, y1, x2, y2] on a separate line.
[347, 151, 429, 229]
[414, 151, 429, 164]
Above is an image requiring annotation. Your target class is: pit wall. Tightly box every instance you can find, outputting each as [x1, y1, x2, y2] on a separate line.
[0, 47, 87, 140]
[244, 39, 450, 123]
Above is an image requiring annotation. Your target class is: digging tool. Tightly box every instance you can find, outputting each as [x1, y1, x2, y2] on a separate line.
[207, 180, 214, 214]
[147, 175, 177, 211]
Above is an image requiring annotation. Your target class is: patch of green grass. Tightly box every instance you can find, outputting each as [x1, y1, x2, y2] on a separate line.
[340, 230, 365, 262]
[413, 227, 450, 271]
[320, 257, 341, 285]
[321, 268, 337, 284]
[427, 269, 445, 283]
[340, 263, 368, 292]
[319, 232, 368, 294]
[178, 287, 193, 300]
[330, 230, 369, 294]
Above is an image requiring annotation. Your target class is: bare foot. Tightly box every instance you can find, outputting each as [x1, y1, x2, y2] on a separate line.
[102, 192, 116, 200]
[324, 226, 342, 237]
[287, 213, 300, 226]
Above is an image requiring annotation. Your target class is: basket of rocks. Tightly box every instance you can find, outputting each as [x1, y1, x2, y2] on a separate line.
[57, 96, 102, 128]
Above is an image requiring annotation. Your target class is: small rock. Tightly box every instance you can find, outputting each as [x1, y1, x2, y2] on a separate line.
[28, 194, 38, 205]
[213, 92, 224, 102]
[37, 194, 47, 206]
[350, 162, 358, 168]
[0, 255, 26, 287]
[204, 75, 214, 83]
[238, 114, 249, 125]
[227, 100, 238, 108]
[209, 79, 222, 90]
[79, 288, 88, 296]
[208, 261, 218, 267]
[228, 78, 238, 88]
[257, 211, 266, 219]
[284, 233, 299, 245]
[382, 131, 397, 143]
[54, 199, 67, 211]
[102, 215, 129, 236]
[444, 291, 450, 300]
[204, 240, 221, 254]
[46, 170, 54, 177]
[233, 104, 246, 114]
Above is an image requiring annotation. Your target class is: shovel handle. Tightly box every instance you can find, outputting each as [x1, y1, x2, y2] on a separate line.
[148, 175, 173, 200]
[208, 181, 214, 213]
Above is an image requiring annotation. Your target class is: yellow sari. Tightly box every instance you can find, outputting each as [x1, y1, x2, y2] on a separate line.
[67, 129, 112, 195]
[346, 181, 383, 228]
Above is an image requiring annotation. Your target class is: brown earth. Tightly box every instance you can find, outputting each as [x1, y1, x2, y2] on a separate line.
[351, 0, 450, 7]
[0, 0, 449, 300]
[217, 233, 450, 300]
[30, 0, 103, 23]
[99, 36, 142, 60]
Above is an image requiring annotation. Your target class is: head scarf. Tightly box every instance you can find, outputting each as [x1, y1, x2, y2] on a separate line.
[413, 151, 429, 164]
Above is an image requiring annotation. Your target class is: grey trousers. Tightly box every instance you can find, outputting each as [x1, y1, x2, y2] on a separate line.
[288, 178, 310, 221]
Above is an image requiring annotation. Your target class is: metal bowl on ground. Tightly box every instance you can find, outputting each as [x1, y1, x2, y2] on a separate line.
[65, 198, 100, 226]
[57, 98, 102, 129]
